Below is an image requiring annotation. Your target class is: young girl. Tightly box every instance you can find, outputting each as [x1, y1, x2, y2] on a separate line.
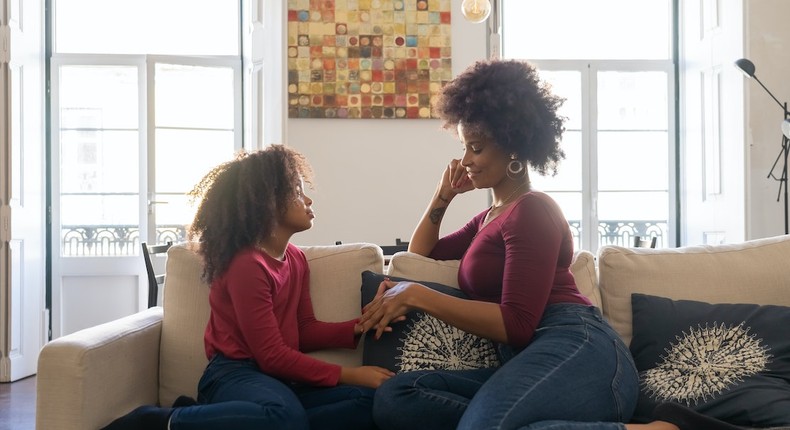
[102, 145, 392, 430]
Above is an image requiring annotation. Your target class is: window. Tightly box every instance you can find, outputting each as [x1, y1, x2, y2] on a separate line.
[51, 0, 243, 256]
[501, 0, 676, 252]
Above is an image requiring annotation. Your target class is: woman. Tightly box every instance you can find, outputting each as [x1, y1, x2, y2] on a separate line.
[360, 59, 661, 429]
[102, 145, 392, 430]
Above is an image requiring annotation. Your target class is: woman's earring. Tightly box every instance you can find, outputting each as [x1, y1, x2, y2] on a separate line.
[507, 155, 525, 179]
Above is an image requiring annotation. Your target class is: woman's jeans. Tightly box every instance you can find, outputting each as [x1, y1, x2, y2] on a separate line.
[373, 304, 639, 430]
[169, 354, 376, 430]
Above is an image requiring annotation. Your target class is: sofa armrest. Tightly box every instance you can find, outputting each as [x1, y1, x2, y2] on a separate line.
[36, 307, 164, 430]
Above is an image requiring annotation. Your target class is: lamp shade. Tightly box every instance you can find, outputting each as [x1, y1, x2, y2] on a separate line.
[735, 58, 756, 78]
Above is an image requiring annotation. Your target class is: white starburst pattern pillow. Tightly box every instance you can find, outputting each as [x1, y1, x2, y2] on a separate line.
[360, 271, 501, 373]
[629, 293, 790, 427]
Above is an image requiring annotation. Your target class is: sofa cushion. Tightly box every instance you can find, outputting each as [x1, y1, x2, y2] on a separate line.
[629, 293, 790, 427]
[158, 242, 384, 407]
[597, 235, 790, 346]
[360, 271, 500, 373]
[386, 250, 600, 308]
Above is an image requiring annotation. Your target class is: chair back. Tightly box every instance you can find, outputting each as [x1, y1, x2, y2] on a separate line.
[141, 241, 172, 308]
[633, 236, 657, 248]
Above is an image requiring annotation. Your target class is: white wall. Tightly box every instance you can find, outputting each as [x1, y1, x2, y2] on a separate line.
[285, 4, 491, 247]
[744, 0, 790, 239]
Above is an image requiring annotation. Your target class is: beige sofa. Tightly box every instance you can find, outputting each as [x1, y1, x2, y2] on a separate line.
[36, 236, 790, 429]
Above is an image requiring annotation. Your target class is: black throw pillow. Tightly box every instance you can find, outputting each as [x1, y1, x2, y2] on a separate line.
[360, 270, 500, 373]
[629, 293, 790, 427]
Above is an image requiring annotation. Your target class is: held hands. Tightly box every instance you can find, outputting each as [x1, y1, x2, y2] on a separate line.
[359, 279, 419, 340]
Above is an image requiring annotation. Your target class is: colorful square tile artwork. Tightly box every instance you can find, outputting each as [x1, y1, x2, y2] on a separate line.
[287, 0, 453, 119]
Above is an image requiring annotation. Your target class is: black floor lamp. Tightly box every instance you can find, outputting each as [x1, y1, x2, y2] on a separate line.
[735, 58, 790, 235]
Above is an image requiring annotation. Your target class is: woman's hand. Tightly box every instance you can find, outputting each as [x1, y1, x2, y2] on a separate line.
[360, 280, 422, 339]
[339, 366, 395, 388]
[440, 158, 474, 200]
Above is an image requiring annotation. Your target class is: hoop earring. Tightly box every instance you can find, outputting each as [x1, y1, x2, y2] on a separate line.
[507, 159, 525, 179]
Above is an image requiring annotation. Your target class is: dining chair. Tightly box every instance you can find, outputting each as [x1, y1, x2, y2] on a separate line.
[633, 236, 657, 248]
[141, 241, 172, 308]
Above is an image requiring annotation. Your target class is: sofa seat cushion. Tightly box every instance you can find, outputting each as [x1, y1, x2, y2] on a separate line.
[629, 293, 790, 427]
[158, 242, 384, 407]
[360, 271, 500, 373]
[597, 235, 790, 346]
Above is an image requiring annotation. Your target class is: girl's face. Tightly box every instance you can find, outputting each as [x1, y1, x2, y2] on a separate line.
[458, 123, 510, 189]
[281, 178, 315, 233]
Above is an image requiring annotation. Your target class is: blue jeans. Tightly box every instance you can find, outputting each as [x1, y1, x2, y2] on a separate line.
[373, 304, 639, 430]
[169, 354, 376, 430]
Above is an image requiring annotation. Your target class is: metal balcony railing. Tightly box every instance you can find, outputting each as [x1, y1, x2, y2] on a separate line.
[59, 220, 668, 256]
[61, 225, 186, 256]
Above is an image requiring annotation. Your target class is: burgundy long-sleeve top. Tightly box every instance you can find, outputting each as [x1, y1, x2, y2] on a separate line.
[204, 243, 359, 387]
[429, 192, 591, 347]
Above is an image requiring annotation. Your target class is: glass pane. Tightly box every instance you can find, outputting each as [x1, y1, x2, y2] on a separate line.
[55, 0, 239, 55]
[502, 0, 671, 60]
[60, 130, 139, 193]
[154, 129, 235, 243]
[155, 64, 235, 129]
[538, 70, 582, 131]
[60, 66, 138, 129]
[598, 191, 669, 248]
[155, 129, 234, 193]
[598, 131, 668, 191]
[598, 71, 668, 131]
[598, 191, 668, 220]
[531, 131, 582, 191]
[544, 191, 582, 251]
[61, 194, 138, 225]
[59, 66, 140, 257]
[531, 70, 582, 191]
[60, 194, 139, 257]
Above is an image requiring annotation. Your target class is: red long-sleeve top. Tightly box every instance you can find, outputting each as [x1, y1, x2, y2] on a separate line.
[429, 192, 591, 348]
[204, 243, 359, 386]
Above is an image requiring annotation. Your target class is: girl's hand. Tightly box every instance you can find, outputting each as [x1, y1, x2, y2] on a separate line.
[340, 366, 395, 388]
[360, 280, 420, 339]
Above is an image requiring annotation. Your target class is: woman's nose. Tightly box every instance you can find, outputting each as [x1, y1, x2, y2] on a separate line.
[460, 152, 473, 167]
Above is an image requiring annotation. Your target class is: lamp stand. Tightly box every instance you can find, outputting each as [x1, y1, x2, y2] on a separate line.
[766, 102, 789, 235]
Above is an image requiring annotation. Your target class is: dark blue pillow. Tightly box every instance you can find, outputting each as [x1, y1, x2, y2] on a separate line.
[360, 271, 500, 373]
[629, 293, 790, 427]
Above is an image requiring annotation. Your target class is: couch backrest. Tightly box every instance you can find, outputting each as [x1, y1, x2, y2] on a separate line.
[598, 234, 790, 346]
[386, 249, 601, 308]
[157, 242, 384, 407]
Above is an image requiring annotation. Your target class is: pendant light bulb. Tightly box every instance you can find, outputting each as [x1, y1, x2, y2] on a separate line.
[461, 0, 492, 24]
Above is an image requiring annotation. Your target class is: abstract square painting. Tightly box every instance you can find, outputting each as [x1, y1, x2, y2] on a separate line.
[287, 0, 453, 119]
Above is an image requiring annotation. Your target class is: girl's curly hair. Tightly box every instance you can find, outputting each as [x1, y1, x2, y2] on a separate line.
[434, 59, 567, 176]
[187, 144, 313, 283]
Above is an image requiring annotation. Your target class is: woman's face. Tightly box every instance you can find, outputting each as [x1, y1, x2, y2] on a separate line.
[458, 123, 510, 189]
[281, 178, 315, 233]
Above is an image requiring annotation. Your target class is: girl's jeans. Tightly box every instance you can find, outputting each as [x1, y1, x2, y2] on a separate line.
[169, 354, 376, 430]
[373, 304, 639, 430]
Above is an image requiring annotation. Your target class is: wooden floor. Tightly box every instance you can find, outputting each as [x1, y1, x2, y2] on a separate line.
[0, 376, 36, 430]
